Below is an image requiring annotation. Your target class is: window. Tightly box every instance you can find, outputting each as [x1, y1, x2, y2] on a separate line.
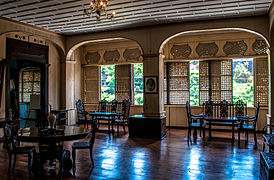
[19, 67, 41, 103]
[232, 58, 254, 106]
[134, 63, 143, 105]
[165, 58, 267, 107]
[101, 65, 115, 101]
[189, 61, 199, 105]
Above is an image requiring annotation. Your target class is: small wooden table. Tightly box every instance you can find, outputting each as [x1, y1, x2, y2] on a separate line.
[88, 111, 123, 134]
[204, 116, 238, 143]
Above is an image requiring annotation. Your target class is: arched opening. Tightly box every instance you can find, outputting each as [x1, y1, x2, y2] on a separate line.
[65, 38, 144, 123]
[159, 29, 269, 130]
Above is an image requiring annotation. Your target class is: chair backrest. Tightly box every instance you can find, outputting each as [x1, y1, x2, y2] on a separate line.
[253, 102, 260, 126]
[204, 100, 213, 116]
[4, 124, 17, 152]
[122, 99, 131, 120]
[234, 99, 247, 117]
[110, 99, 118, 112]
[76, 99, 86, 120]
[98, 99, 108, 112]
[89, 125, 97, 148]
[186, 101, 192, 124]
[39, 128, 64, 156]
[219, 100, 229, 117]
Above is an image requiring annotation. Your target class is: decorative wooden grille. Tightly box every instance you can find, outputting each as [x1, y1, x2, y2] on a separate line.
[210, 60, 221, 102]
[84, 66, 99, 103]
[164, 63, 167, 104]
[199, 61, 209, 105]
[167, 62, 189, 104]
[115, 64, 132, 101]
[254, 58, 268, 106]
[221, 60, 232, 103]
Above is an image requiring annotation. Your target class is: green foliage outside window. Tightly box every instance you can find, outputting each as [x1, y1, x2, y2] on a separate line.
[134, 63, 143, 105]
[189, 61, 199, 105]
[101, 65, 115, 101]
[232, 59, 254, 106]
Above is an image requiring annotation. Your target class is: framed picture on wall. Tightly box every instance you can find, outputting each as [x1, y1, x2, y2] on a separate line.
[144, 76, 158, 94]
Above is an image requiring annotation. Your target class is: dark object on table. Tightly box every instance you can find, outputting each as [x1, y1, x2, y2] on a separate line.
[112, 99, 130, 135]
[237, 102, 260, 147]
[4, 123, 36, 176]
[39, 128, 66, 178]
[260, 152, 274, 180]
[76, 99, 93, 128]
[72, 125, 96, 177]
[186, 101, 205, 144]
[128, 115, 166, 140]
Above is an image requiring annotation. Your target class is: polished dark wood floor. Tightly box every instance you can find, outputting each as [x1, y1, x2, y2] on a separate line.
[0, 126, 263, 179]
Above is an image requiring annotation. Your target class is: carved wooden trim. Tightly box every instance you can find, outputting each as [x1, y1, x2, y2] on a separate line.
[85, 51, 101, 64]
[196, 42, 218, 57]
[223, 40, 247, 56]
[123, 48, 141, 61]
[170, 44, 192, 59]
[103, 50, 120, 62]
[252, 39, 267, 55]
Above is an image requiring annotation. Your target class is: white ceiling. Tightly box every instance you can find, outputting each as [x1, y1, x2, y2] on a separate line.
[0, 0, 272, 35]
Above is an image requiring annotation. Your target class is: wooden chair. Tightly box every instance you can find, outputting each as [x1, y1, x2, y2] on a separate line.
[112, 99, 131, 135]
[186, 101, 205, 144]
[76, 100, 92, 128]
[4, 123, 36, 176]
[237, 102, 260, 147]
[262, 124, 274, 152]
[204, 100, 213, 117]
[96, 99, 109, 126]
[219, 100, 229, 117]
[39, 128, 65, 178]
[72, 122, 97, 177]
[234, 99, 247, 117]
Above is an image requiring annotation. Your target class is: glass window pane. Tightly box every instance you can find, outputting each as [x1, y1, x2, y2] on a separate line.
[101, 65, 115, 101]
[134, 63, 143, 105]
[23, 71, 33, 81]
[33, 82, 40, 92]
[34, 71, 40, 81]
[232, 58, 254, 106]
[23, 82, 33, 92]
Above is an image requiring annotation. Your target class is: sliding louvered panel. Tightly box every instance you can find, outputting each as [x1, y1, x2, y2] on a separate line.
[168, 62, 189, 104]
[84, 66, 99, 103]
[115, 64, 132, 101]
[254, 58, 269, 107]
[210, 61, 221, 102]
[199, 61, 209, 105]
[221, 60, 232, 103]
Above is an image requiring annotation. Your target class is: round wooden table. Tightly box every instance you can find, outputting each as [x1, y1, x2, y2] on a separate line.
[17, 125, 90, 175]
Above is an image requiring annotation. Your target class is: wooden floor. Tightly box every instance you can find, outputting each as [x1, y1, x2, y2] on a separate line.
[0, 126, 264, 179]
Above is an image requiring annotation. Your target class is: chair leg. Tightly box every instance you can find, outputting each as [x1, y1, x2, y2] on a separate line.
[123, 123, 126, 135]
[254, 130, 257, 148]
[238, 129, 241, 147]
[188, 128, 192, 144]
[8, 152, 12, 175]
[117, 124, 119, 135]
[72, 148, 76, 177]
[12, 154, 16, 173]
[203, 127, 205, 141]
[89, 147, 94, 167]
[246, 131, 249, 145]
[28, 153, 33, 176]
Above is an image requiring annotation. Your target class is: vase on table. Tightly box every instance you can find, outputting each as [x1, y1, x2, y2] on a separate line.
[48, 113, 56, 128]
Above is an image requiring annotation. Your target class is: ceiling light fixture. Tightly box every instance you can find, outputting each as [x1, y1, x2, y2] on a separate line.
[83, 0, 115, 21]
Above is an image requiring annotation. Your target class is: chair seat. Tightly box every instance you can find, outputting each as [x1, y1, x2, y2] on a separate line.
[72, 142, 91, 149]
[238, 124, 255, 130]
[113, 119, 127, 123]
[13, 146, 36, 154]
[190, 122, 205, 128]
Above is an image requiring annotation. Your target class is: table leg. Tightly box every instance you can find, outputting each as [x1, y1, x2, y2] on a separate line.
[209, 120, 212, 139]
[232, 121, 235, 144]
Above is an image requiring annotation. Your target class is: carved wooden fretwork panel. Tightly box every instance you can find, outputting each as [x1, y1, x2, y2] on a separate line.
[196, 42, 218, 57]
[170, 44, 192, 59]
[85, 51, 101, 64]
[255, 58, 268, 106]
[123, 48, 141, 61]
[103, 50, 120, 62]
[252, 39, 267, 55]
[12, 33, 28, 42]
[223, 40, 247, 56]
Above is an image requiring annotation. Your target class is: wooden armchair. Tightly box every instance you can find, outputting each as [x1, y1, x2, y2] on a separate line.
[4, 123, 36, 176]
[112, 99, 131, 135]
[237, 102, 260, 147]
[262, 124, 274, 152]
[186, 101, 205, 144]
[76, 100, 92, 128]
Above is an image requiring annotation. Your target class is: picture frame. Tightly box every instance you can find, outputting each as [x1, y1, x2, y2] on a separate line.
[144, 76, 158, 94]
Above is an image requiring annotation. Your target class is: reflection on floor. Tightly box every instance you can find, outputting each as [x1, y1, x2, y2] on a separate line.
[0, 126, 262, 179]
